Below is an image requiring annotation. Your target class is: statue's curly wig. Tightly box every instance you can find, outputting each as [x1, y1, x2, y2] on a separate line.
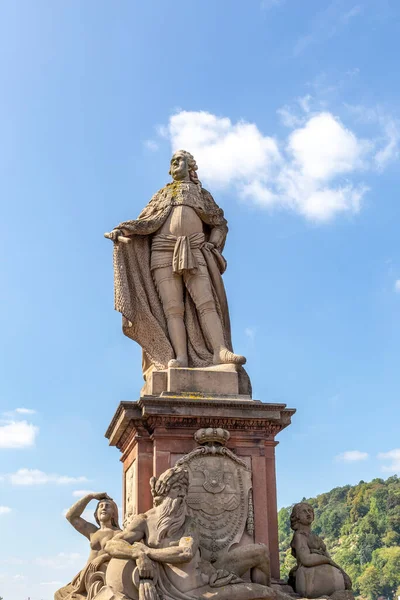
[169, 150, 201, 185]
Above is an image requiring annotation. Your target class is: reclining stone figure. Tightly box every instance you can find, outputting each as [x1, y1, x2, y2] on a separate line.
[98, 466, 274, 600]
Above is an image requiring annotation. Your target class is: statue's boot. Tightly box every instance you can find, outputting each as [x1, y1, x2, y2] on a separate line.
[201, 309, 246, 366]
[166, 315, 188, 368]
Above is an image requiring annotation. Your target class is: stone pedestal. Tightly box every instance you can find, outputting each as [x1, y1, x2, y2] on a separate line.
[105, 370, 295, 581]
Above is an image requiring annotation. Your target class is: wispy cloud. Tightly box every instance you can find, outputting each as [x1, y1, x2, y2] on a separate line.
[72, 489, 95, 497]
[36, 552, 83, 570]
[0, 506, 12, 515]
[336, 450, 369, 462]
[245, 327, 256, 341]
[5, 468, 88, 486]
[342, 5, 363, 24]
[144, 139, 159, 152]
[14, 407, 36, 415]
[0, 420, 38, 449]
[378, 449, 400, 472]
[394, 280, 400, 293]
[294, 1, 364, 56]
[345, 104, 400, 170]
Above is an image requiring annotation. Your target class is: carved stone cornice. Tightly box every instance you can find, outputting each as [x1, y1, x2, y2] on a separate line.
[105, 395, 295, 451]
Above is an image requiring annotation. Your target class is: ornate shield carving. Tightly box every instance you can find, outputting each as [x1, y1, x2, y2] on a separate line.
[176, 428, 253, 563]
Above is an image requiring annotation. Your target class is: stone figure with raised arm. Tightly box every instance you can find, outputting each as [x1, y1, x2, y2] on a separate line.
[99, 466, 274, 600]
[289, 502, 352, 599]
[55, 492, 121, 600]
[105, 151, 250, 393]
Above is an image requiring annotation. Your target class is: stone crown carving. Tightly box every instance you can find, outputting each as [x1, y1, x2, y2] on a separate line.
[194, 427, 230, 446]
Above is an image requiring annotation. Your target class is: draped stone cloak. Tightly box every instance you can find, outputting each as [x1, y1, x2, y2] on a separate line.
[111, 181, 250, 395]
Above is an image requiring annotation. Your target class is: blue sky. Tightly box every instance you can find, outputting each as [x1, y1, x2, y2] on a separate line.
[1, 0, 400, 597]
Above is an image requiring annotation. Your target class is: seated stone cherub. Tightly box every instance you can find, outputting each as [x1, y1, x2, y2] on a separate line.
[97, 466, 274, 600]
[55, 492, 121, 600]
[289, 502, 352, 599]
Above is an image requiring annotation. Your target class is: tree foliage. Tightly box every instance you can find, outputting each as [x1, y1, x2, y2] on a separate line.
[278, 475, 400, 599]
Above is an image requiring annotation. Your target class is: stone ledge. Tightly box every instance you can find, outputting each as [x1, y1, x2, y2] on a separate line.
[105, 397, 296, 449]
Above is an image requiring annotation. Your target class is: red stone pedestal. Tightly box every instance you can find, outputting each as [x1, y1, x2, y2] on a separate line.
[105, 392, 295, 581]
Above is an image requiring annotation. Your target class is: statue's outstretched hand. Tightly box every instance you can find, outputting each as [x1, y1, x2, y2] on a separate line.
[105, 229, 123, 241]
[104, 229, 132, 244]
[92, 492, 110, 501]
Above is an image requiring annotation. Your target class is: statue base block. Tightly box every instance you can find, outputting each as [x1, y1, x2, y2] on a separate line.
[106, 391, 295, 581]
[143, 364, 243, 396]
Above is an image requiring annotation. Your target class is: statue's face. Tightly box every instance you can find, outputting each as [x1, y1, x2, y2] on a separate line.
[297, 504, 314, 526]
[97, 500, 114, 523]
[167, 480, 187, 501]
[170, 152, 189, 181]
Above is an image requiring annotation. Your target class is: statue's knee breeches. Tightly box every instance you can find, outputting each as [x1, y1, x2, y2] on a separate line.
[184, 266, 215, 315]
[152, 267, 184, 318]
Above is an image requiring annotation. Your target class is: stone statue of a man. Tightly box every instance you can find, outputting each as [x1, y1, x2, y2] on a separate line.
[106, 150, 248, 390]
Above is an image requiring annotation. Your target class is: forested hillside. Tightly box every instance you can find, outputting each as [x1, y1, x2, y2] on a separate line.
[278, 476, 400, 599]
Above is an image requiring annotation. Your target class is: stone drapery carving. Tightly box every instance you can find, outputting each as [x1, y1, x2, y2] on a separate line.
[105, 150, 250, 394]
[55, 493, 121, 600]
[289, 502, 352, 599]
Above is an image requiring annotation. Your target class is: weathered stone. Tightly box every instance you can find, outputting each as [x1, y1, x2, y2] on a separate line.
[105, 396, 295, 581]
[105, 150, 250, 394]
[168, 365, 239, 395]
[102, 464, 274, 600]
[54, 493, 120, 600]
[288, 503, 353, 599]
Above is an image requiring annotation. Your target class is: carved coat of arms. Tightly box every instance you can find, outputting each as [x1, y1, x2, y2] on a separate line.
[176, 428, 254, 563]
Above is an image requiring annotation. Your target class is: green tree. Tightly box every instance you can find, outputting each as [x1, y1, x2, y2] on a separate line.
[371, 546, 400, 599]
[358, 565, 381, 600]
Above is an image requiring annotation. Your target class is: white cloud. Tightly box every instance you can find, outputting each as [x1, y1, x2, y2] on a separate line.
[375, 117, 400, 171]
[36, 552, 83, 570]
[0, 506, 11, 515]
[144, 139, 159, 152]
[378, 449, 400, 473]
[72, 489, 95, 497]
[14, 407, 36, 415]
[336, 450, 369, 462]
[342, 5, 362, 24]
[162, 109, 376, 223]
[0, 420, 38, 448]
[346, 104, 400, 170]
[394, 280, 400, 293]
[8, 468, 87, 486]
[168, 110, 281, 188]
[277, 106, 305, 128]
[298, 94, 312, 114]
[287, 112, 368, 180]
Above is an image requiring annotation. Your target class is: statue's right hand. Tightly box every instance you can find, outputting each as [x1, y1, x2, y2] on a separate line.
[105, 229, 123, 242]
[92, 492, 109, 501]
[136, 552, 155, 579]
